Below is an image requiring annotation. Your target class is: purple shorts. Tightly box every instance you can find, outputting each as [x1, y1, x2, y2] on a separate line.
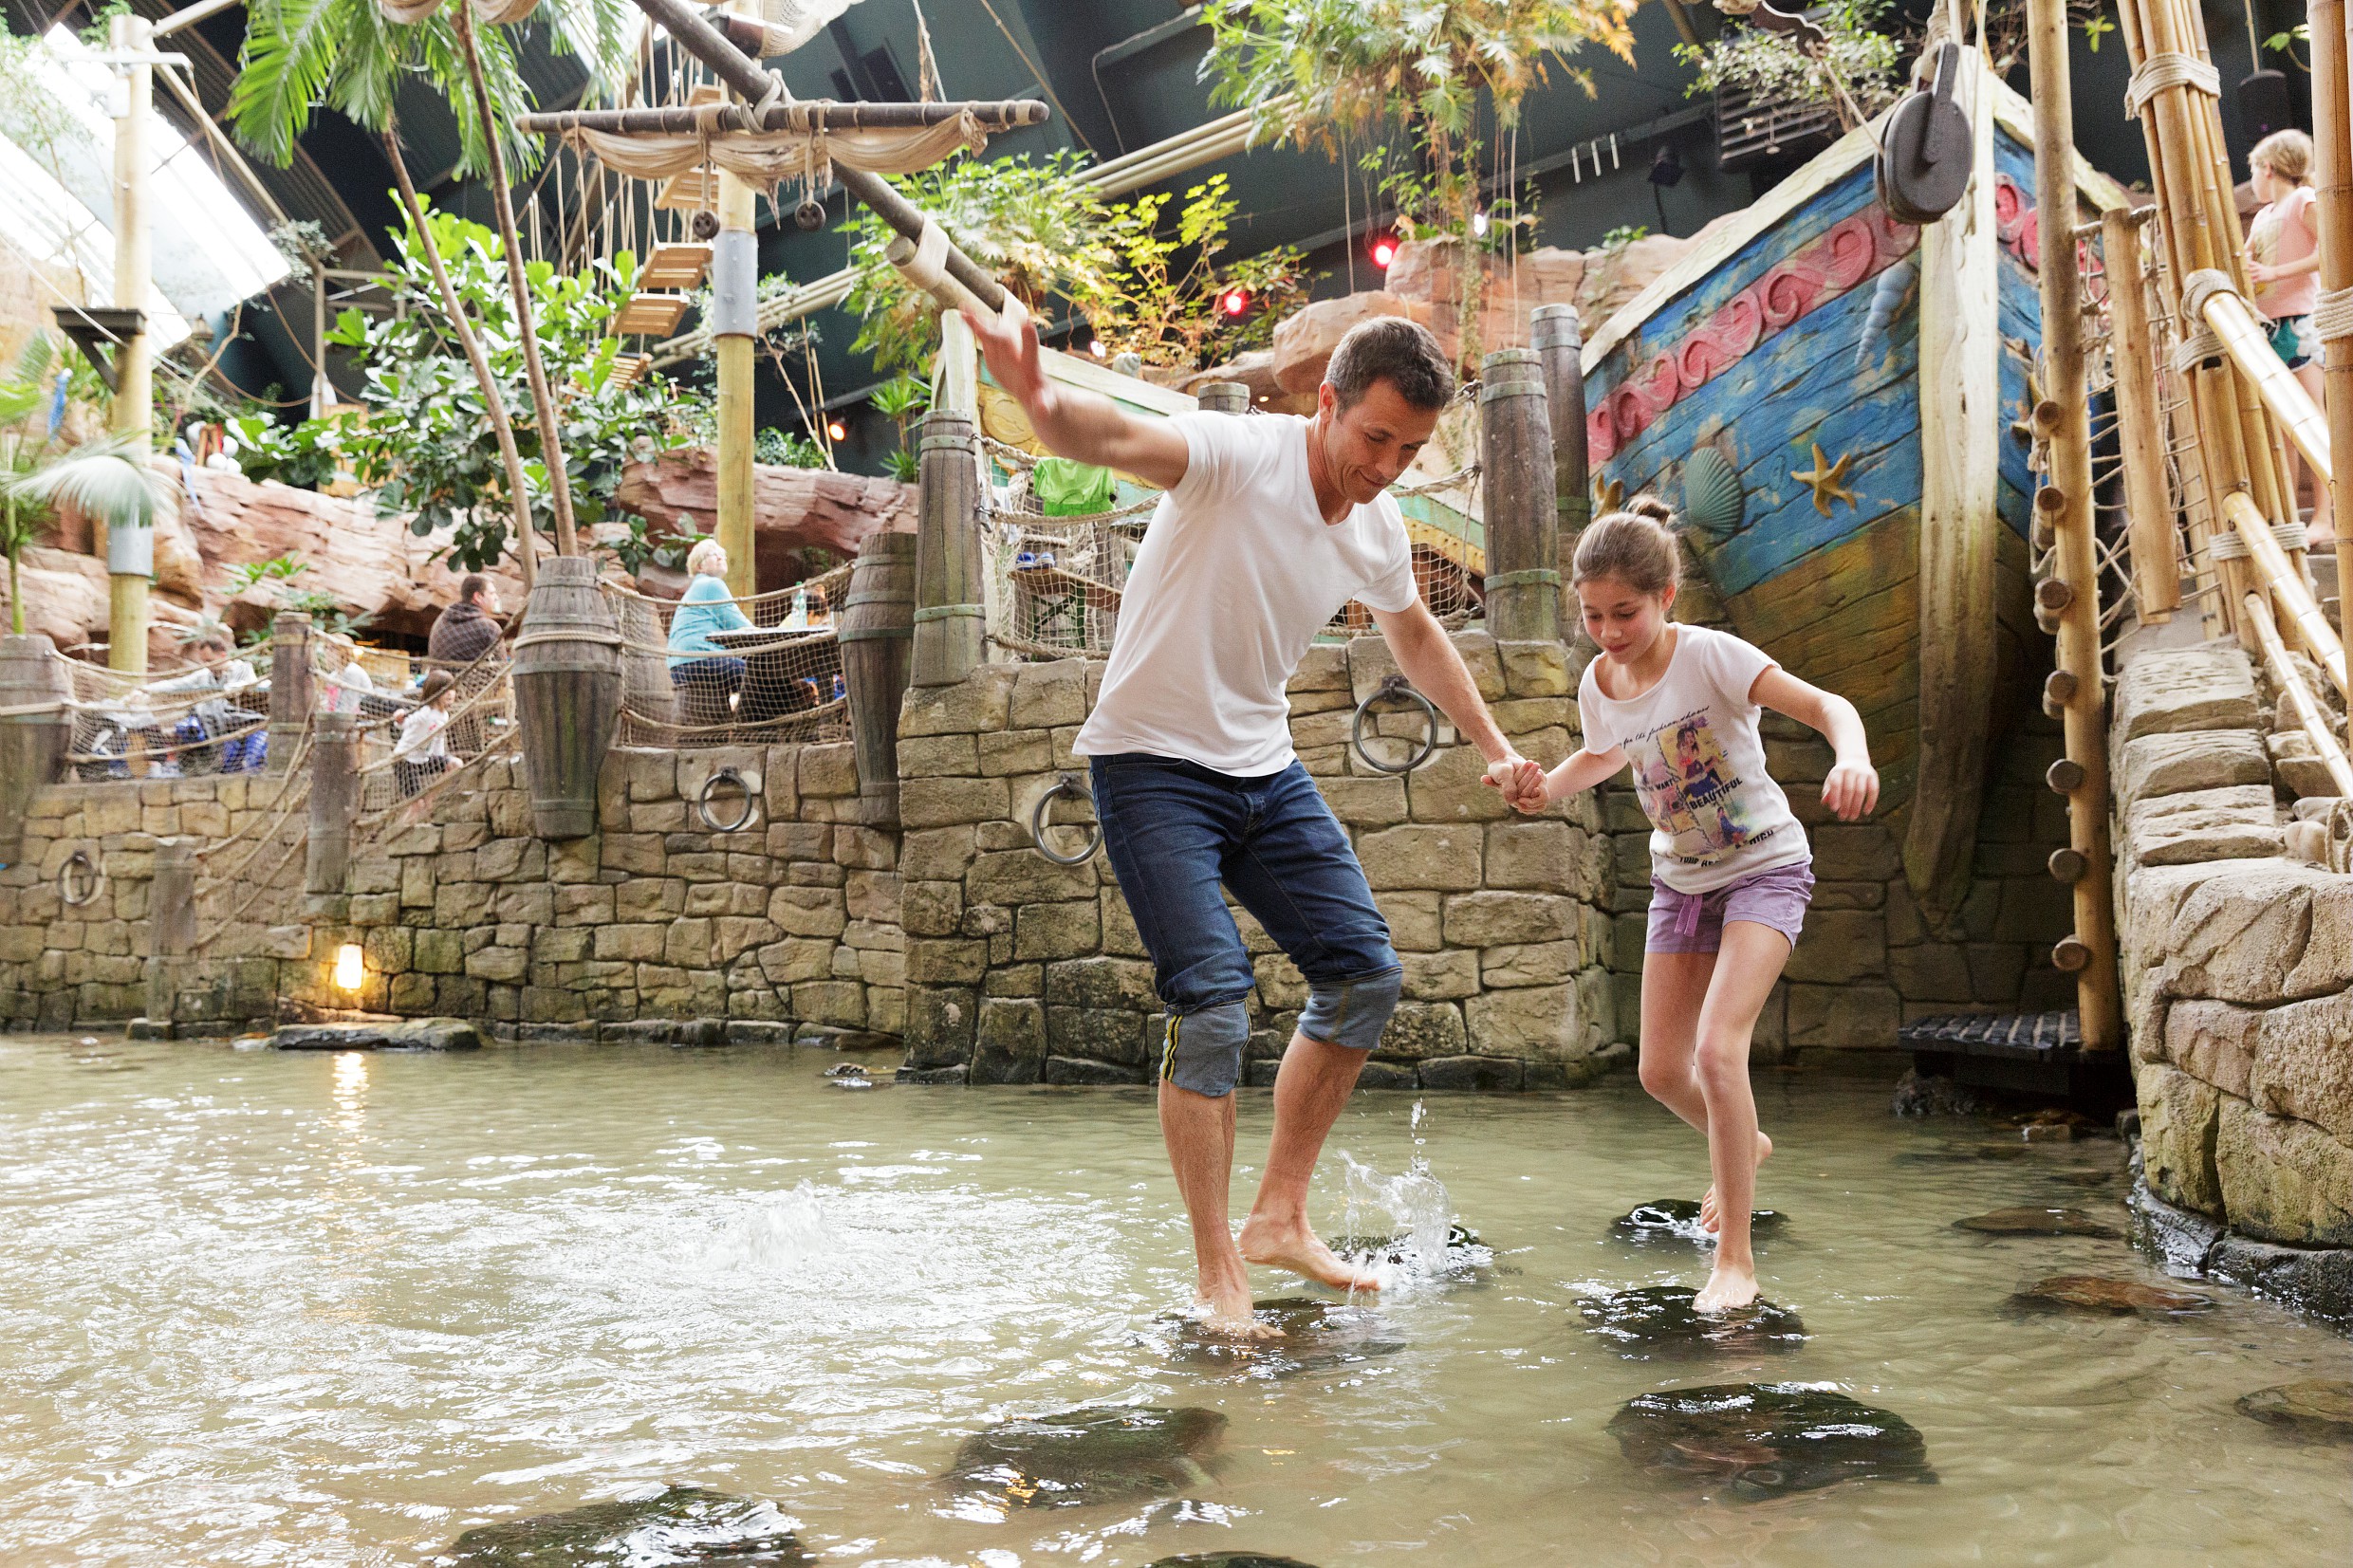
[1645, 861, 1815, 954]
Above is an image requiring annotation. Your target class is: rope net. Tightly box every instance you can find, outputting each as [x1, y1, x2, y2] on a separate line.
[351, 642, 518, 816]
[602, 564, 854, 747]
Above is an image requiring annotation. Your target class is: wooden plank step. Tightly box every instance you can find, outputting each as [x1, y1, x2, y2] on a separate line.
[1898, 1009, 2083, 1059]
[606, 351, 654, 389]
[640, 241, 713, 289]
[654, 170, 720, 212]
[611, 293, 690, 337]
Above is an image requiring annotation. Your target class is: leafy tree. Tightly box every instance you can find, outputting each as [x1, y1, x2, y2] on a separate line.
[1672, 0, 1903, 123]
[0, 434, 170, 636]
[1084, 175, 1307, 369]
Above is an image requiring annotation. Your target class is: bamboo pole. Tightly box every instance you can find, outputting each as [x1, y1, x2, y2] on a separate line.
[2242, 592, 2353, 795]
[2030, 0, 2123, 1052]
[107, 11, 152, 676]
[516, 101, 1047, 135]
[2186, 271, 2334, 484]
[714, 163, 758, 601]
[2226, 490, 2351, 699]
[2311, 0, 2353, 538]
[2104, 211, 2183, 620]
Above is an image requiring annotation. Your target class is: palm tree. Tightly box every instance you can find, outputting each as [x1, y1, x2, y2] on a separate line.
[228, 0, 633, 564]
[0, 434, 173, 636]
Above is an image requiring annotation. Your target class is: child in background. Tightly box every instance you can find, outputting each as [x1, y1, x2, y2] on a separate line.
[393, 670, 456, 797]
[2246, 128, 2331, 544]
[322, 639, 375, 716]
[1519, 497, 1879, 1313]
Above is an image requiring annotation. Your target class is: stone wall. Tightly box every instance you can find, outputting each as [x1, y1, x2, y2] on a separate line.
[2112, 643, 2353, 1301]
[0, 742, 903, 1039]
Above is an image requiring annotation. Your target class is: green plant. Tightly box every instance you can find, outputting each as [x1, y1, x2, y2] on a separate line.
[225, 554, 306, 594]
[1600, 223, 1650, 251]
[1084, 175, 1310, 368]
[602, 517, 710, 579]
[1673, 0, 1904, 123]
[323, 202, 691, 573]
[867, 373, 932, 483]
[225, 411, 348, 489]
[282, 585, 364, 638]
[0, 433, 169, 634]
[754, 427, 828, 469]
[2266, 21, 2309, 68]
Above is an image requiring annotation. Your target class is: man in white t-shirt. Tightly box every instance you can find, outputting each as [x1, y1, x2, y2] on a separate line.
[964, 302, 1547, 1335]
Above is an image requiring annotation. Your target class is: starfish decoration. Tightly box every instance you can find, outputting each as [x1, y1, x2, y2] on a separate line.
[1592, 473, 1627, 513]
[1790, 443, 1859, 516]
[2010, 364, 2046, 449]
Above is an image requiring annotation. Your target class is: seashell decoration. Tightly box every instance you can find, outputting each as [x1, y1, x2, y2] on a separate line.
[1681, 445, 1745, 540]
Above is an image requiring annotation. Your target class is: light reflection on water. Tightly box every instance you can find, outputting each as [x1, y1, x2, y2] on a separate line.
[0, 1036, 2344, 1567]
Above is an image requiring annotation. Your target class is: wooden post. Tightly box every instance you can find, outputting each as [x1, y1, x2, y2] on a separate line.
[2103, 210, 2184, 620]
[1530, 304, 1586, 629]
[912, 411, 984, 687]
[1478, 348, 1560, 644]
[145, 836, 195, 1024]
[1195, 381, 1250, 415]
[713, 166, 759, 601]
[2312, 0, 2353, 540]
[266, 610, 313, 772]
[2030, 0, 2123, 1053]
[306, 711, 357, 895]
[107, 11, 153, 676]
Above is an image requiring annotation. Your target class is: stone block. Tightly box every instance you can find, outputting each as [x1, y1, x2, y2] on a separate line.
[1417, 1055, 1526, 1091]
[908, 937, 988, 985]
[1405, 744, 1515, 823]
[1482, 820, 1584, 892]
[759, 937, 835, 985]
[899, 733, 979, 778]
[901, 880, 964, 938]
[1992, 876, 2073, 944]
[466, 946, 528, 982]
[845, 869, 902, 924]
[621, 748, 677, 802]
[1465, 983, 1584, 1059]
[603, 833, 666, 876]
[1401, 949, 1480, 1000]
[262, 925, 311, 961]
[2158, 996, 2259, 1097]
[1100, 889, 1148, 958]
[1252, 953, 1308, 1009]
[2249, 990, 2353, 1138]
[1378, 890, 1442, 951]
[532, 927, 592, 965]
[900, 775, 1009, 829]
[793, 980, 867, 1028]
[595, 924, 668, 962]
[663, 918, 714, 968]
[363, 926, 413, 974]
[2117, 729, 2271, 806]
[1884, 943, 1973, 1002]
[2124, 784, 2282, 866]
[1010, 659, 1089, 729]
[412, 929, 465, 974]
[1046, 955, 1158, 1012]
[766, 885, 845, 939]
[898, 826, 976, 883]
[1288, 642, 1351, 693]
[1444, 890, 1579, 947]
[1015, 899, 1102, 961]
[762, 746, 801, 821]
[1482, 940, 1579, 988]
[1046, 1006, 1152, 1065]
[978, 729, 1052, 777]
[2111, 644, 2261, 743]
[1357, 824, 1483, 891]
[2216, 1097, 2353, 1245]
[1810, 824, 1902, 882]
[2169, 861, 2353, 1003]
[1499, 639, 1571, 698]
[1374, 999, 1466, 1060]
[899, 664, 1016, 736]
[1784, 909, 1887, 984]
[967, 848, 1098, 906]
[1784, 983, 1900, 1048]
[1322, 775, 1410, 827]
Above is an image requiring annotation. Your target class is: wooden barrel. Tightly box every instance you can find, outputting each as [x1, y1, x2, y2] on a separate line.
[0, 634, 72, 862]
[511, 556, 621, 839]
[840, 531, 917, 825]
[616, 595, 678, 729]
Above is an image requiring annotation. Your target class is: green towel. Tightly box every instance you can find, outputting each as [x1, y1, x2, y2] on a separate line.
[1033, 456, 1116, 517]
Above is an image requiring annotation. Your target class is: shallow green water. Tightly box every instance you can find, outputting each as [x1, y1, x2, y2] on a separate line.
[0, 1035, 2344, 1566]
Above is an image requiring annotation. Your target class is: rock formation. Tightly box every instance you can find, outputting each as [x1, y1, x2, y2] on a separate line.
[612, 449, 916, 592]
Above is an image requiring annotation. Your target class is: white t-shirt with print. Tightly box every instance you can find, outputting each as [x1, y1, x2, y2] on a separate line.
[1577, 623, 1809, 895]
[1074, 412, 1421, 776]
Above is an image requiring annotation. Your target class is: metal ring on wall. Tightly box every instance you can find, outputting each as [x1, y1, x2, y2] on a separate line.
[696, 767, 759, 834]
[1029, 773, 1103, 866]
[1350, 673, 1440, 775]
[58, 850, 103, 908]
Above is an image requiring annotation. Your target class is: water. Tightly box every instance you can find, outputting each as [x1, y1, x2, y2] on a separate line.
[0, 1035, 2344, 1566]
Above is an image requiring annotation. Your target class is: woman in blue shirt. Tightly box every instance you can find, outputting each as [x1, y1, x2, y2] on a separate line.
[667, 538, 752, 727]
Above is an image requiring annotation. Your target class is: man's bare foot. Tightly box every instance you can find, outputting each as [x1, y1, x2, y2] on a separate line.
[1237, 1215, 1382, 1291]
[1195, 1278, 1278, 1340]
[1693, 1261, 1761, 1314]
[1699, 1130, 1773, 1234]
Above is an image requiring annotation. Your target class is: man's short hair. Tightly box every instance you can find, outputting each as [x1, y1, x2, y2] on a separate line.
[458, 573, 489, 606]
[1325, 316, 1455, 413]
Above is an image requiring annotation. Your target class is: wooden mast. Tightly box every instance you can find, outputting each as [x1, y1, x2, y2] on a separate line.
[106, 10, 154, 674]
[2029, 0, 2123, 1052]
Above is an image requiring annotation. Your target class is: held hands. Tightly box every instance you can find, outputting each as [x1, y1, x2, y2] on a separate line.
[2249, 261, 2278, 286]
[958, 295, 1049, 412]
[1822, 756, 1881, 821]
[1482, 754, 1550, 815]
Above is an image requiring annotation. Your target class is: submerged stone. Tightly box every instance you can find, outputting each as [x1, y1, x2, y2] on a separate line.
[1609, 1200, 1785, 1244]
[2235, 1379, 2353, 1440]
[273, 1017, 483, 1052]
[946, 1406, 1227, 1507]
[1147, 1557, 1323, 1567]
[1325, 1223, 1492, 1278]
[1164, 1297, 1408, 1379]
[1607, 1383, 1935, 1500]
[1953, 1207, 2123, 1239]
[1895, 1144, 2031, 1165]
[2008, 1274, 2216, 1316]
[1579, 1286, 1808, 1357]
[437, 1485, 809, 1565]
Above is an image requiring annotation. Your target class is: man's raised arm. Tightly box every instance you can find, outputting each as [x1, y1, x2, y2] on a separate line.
[958, 298, 1191, 492]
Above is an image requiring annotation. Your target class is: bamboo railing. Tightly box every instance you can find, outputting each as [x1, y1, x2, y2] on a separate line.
[2225, 491, 2350, 704]
[2183, 269, 2334, 489]
[2241, 593, 2353, 797]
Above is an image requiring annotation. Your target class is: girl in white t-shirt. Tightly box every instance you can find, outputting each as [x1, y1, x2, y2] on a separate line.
[1524, 497, 1879, 1314]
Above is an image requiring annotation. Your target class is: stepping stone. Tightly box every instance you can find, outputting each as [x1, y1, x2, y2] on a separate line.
[1165, 1297, 1407, 1379]
[2009, 1274, 2216, 1316]
[1609, 1200, 1785, 1244]
[1953, 1207, 2122, 1239]
[1325, 1223, 1492, 1278]
[272, 1017, 483, 1052]
[438, 1485, 809, 1565]
[1895, 1145, 2031, 1165]
[1608, 1383, 1936, 1500]
[1148, 1558, 1323, 1568]
[945, 1406, 1226, 1508]
[2236, 1379, 2353, 1440]
[1579, 1286, 1808, 1358]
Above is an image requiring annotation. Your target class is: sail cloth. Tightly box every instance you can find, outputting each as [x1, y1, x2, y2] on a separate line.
[563, 108, 986, 188]
[748, 0, 864, 57]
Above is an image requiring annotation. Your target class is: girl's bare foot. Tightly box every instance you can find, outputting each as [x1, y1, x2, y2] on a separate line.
[1693, 1260, 1761, 1314]
[1699, 1129, 1773, 1234]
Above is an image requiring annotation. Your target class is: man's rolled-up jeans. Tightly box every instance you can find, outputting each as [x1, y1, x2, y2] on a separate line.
[1088, 753, 1403, 1098]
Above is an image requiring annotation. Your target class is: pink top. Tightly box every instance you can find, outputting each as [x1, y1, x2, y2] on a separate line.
[2251, 184, 2320, 319]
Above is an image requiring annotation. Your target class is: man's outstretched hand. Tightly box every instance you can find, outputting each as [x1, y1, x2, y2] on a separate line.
[1482, 754, 1549, 815]
[959, 296, 1049, 413]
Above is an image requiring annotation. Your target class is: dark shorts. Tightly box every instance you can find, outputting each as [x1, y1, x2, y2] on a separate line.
[1646, 860, 1815, 954]
[1089, 754, 1402, 1098]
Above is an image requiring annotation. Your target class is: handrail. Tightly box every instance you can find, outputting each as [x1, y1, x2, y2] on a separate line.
[2241, 593, 2353, 796]
[2224, 490, 2350, 703]
[2185, 269, 2334, 485]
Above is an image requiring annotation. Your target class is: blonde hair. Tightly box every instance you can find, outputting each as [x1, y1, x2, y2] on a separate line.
[686, 537, 728, 576]
[1571, 494, 1680, 596]
[2251, 129, 2313, 185]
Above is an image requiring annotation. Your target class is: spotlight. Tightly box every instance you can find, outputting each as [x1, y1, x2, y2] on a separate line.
[1369, 233, 1399, 269]
[825, 417, 848, 442]
[1471, 210, 1490, 239]
[1649, 144, 1686, 189]
[334, 943, 365, 992]
[1219, 286, 1251, 317]
[1088, 339, 1107, 359]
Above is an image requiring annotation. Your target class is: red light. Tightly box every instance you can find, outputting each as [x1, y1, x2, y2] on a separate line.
[1219, 286, 1251, 317]
[1369, 235, 1398, 268]
[825, 418, 847, 442]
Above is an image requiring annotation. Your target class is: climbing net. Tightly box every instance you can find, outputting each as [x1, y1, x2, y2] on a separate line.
[602, 563, 854, 747]
[351, 639, 520, 817]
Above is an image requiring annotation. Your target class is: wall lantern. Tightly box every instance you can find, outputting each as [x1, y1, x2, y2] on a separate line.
[334, 943, 365, 992]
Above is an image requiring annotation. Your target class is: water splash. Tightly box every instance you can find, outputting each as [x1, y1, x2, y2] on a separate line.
[700, 1182, 838, 1273]
[1333, 1145, 1455, 1290]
